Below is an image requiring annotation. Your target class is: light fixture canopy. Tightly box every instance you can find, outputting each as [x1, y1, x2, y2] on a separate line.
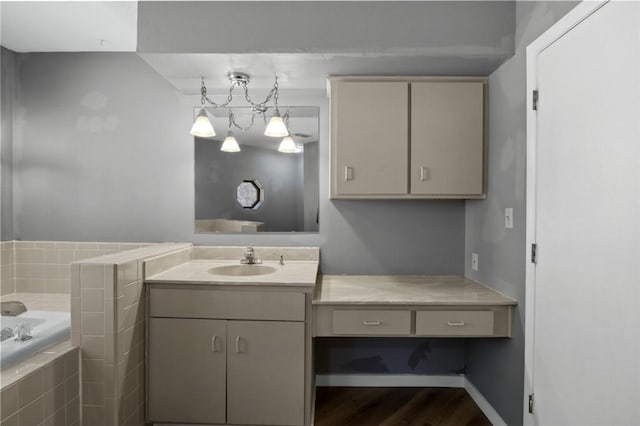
[190, 109, 215, 138]
[278, 136, 302, 153]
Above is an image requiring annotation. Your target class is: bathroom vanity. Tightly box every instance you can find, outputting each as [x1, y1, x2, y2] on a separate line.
[143, 247, 319, 426]
[142, 247, 516, 426]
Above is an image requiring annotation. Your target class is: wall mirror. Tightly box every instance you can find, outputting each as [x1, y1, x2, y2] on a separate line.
[195, 106, 319, 233]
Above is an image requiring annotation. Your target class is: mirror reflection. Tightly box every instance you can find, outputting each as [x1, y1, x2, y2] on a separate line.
[195, 106, 319, 233]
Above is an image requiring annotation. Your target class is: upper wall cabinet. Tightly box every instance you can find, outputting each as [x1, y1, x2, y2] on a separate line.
[329, 77, 486, 199]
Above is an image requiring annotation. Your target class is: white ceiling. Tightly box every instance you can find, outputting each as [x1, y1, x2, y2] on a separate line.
[140, 52, 504, 92]
[0, 1, 138, 52]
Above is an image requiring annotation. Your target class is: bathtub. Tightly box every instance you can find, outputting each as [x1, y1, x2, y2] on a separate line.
[0, 310, 71, 369]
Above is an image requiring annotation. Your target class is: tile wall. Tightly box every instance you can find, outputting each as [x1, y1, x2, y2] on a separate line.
[71, 244, 192, 426]
[0, 347, 80, 426]
[0, 241, 148, 296]
[1, 241, 14, 295]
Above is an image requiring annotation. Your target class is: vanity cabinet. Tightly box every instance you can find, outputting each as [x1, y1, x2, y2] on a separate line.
[147, 286, 308, 426]
[329, 77, 486, 199]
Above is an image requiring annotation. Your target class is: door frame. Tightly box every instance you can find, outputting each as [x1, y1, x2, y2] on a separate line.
[523, 1, 608, 424]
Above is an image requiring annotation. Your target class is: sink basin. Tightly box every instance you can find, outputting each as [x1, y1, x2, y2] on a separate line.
[208, 264, 277, 277]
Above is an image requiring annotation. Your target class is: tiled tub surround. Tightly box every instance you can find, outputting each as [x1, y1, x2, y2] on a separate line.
[71, 243, 192, 426]
[0, 241, 149, 295]
[1, 293, 79, 426]
[0, 346, 80, 426]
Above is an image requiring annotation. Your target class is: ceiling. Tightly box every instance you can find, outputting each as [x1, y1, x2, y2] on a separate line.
[139, 52, 505, 93]
[0, 1, 138, 52]
[1, 1, 514, 93]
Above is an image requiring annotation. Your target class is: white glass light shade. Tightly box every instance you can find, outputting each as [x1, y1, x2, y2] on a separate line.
[190, 109, 215, 137]
[264, 112, 289, 137]
[278, 136, 302, 153]
[220, 134, 241, 152]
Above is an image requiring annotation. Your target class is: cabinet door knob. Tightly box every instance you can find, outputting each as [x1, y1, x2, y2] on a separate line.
[344, 166, 354, 181]
[235, 336, 242, 353]
[420, 166, 430, 181]
[362, 320, 382, 326]
[211, 335, 219, 352]
[447, 321, 465, 327]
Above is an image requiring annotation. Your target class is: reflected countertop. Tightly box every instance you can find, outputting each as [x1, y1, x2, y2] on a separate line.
[314, 275, 517, 306]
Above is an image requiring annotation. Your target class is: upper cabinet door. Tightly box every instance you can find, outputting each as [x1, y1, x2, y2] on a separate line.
[332, 81, 409, 196]
[410, 81, 485, 196]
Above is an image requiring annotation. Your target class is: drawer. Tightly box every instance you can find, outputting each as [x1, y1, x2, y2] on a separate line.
[415, 310, 494, 336]
[150, 288, 305, 321]
[333, 310, 411, 335]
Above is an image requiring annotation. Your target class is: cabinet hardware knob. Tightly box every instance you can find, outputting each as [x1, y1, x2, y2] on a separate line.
[235, 336, 242, 353]
[362, 320, 382, 326]
[211, 335, 219, 352]
[420, 166, 430, 181]
[344, 166, 354, 181]
[447, 321, 465, 327]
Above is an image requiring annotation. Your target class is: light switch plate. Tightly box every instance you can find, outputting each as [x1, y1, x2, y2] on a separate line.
[505, 208, 514, 229]
[471, 253, 479, 271]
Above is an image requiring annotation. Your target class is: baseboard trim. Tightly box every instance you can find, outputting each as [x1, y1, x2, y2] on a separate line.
[314, 374, 506, 426]
[315, 373, 465, 388]
[464, 378, 507, 426]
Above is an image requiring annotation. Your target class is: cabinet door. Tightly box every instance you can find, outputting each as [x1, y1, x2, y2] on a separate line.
[148, 318, 227, 424]
[227, 321, 305, 426]
[410, 81, 484, 196]
[332, 81, 409, 196]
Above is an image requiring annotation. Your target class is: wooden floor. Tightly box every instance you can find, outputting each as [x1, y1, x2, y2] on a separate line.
[314, 387, 491, 426]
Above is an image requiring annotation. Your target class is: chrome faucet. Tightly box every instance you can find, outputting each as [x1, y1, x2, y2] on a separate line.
[14, 323, 32, 342]
[241, 247, 262, 265]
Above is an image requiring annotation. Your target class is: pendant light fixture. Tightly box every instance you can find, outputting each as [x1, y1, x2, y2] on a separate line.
[190, 109, 215, 138]
[220, 111, 241, 152]
[191, 72, 289, 139]
[278, 136, 302, 153]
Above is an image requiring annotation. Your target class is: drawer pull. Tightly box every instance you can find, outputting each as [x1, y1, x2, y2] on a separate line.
[235, 336, 242, 353]
[211, 335, 219, 352]
[362, 320, 382, 326]
[447, 321, 466, 327]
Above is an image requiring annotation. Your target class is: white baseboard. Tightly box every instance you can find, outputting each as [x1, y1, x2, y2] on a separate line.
[464, 377, 507, 426]
[315, 373, 465, 388]
[314, 374, 506, 426]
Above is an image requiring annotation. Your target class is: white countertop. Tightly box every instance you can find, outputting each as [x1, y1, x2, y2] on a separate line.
[314, 275, 517, 306]
[145, 259, 319, 287]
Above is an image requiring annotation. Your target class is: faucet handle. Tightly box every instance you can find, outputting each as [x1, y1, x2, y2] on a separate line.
[244, 247, 254, 257]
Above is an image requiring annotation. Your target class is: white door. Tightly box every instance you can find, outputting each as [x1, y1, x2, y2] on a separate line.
[529, 2, 640, 425]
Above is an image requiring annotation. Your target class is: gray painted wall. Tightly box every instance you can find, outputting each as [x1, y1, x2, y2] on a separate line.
[195, 141, 304, 232]
[1, 47, 15, 241]
[464, 2, 578, 425]
[138, 1, 514, 57]
[11, 51, 465, 275]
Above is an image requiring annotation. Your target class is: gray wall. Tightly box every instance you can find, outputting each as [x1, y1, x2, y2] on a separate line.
[464, 2, 578, 425]
[12, 52, 193, 243]
[1, 47, 15, 241]
[195, 141, 303, 232]
[10, 51, 465, 276]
